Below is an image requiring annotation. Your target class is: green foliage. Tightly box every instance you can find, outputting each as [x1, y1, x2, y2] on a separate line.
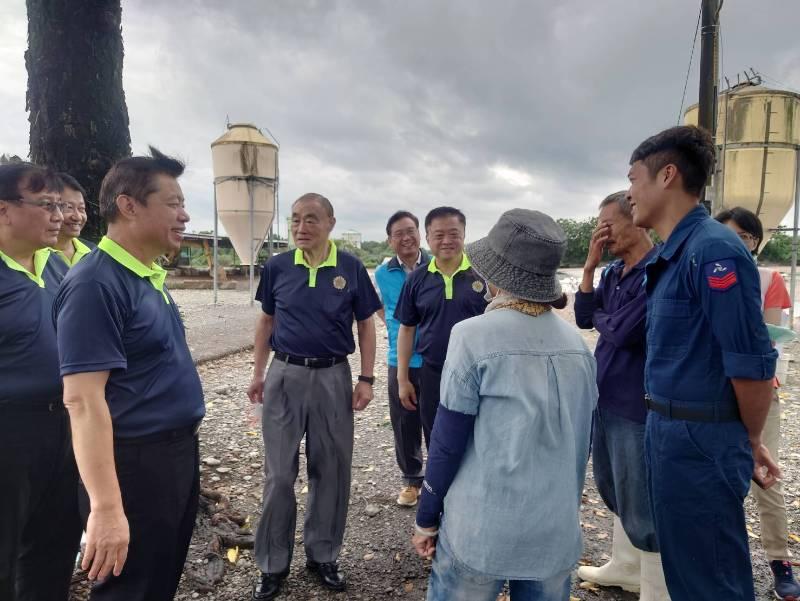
[760, 232, 792, 264]
[556, 217, 598, 267]
[335, 239, 393, 268]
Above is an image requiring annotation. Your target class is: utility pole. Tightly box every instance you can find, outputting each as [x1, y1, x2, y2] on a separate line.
[698, 0, 719, 213]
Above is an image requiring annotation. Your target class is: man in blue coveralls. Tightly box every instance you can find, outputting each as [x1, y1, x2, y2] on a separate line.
[628, 125, 779, 600]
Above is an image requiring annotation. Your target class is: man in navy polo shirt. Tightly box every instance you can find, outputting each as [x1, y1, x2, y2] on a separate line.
[628, 126, 778, 599]
[55, 147, 205, 601]
[247, 193, 381, 599]
[395, 206, 487, 447]
[375, 210, 429, 508]
[0, 162, 82, 601]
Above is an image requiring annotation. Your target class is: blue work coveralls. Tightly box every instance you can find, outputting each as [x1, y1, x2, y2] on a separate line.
[643, 205, 777, 600]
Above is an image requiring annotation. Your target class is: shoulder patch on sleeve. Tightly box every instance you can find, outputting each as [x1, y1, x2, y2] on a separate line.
[704, 259, 738, 291]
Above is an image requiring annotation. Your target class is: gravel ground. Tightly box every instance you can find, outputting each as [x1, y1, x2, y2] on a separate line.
[70, 290, 800, 601]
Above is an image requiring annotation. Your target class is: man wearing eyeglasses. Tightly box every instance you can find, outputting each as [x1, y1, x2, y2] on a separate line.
[0, 162, 82, 601]
[375, 211, 429, 507]
[395, 207, 487, 449]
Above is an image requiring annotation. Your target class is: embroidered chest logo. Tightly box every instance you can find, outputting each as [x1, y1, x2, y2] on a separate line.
[332, 275, 347, 290]
[471, 280, 484, 293]
[704, 259, 737, 291]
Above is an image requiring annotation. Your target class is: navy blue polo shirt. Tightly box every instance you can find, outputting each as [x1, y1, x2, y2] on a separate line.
[0, 249, 64, 404]
[54, 237, 205, 438]
[644, 205, 777, 407]
[255, 241, 382, 358]
[394, 254, 488, 368]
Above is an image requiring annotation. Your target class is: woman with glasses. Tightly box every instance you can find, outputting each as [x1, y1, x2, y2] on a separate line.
[53, 173, 94, 268]
[715, 206, 800, 601]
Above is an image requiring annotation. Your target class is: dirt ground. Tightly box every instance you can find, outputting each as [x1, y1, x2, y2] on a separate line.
[70, 293, 800, 601]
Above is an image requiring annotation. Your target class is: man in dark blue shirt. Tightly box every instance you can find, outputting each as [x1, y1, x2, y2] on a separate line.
[628, 125, 778, 600]
[574, 191, 664, 596]
[248, 193, 381, 599]
[55, 148, 204, 601]
[395, 207, 487, 447]
[0, 163, 82, 601]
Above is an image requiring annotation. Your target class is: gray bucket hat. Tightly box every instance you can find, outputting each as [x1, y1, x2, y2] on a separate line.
[465, 209, 565, 303]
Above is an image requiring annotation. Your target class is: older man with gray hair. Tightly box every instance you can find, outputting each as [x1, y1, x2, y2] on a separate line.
[573, 192, 667, 600]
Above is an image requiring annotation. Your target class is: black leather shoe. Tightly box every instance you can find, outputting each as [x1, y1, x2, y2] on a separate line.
[252, 571, 287, 600]
[306, 560, 346, 591]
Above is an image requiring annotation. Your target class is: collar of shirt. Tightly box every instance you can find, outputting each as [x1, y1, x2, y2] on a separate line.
[294, 240, 337, 287]
[659, 204, 708, 261]
[428, 252, 472, 300]
[388, 250, 426, 273]
[97, 236, 170, 303]
[0, 248, 52, 288]
[54, 237, 92, 267]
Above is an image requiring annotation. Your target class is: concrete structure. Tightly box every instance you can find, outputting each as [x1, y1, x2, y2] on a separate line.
[341, 229, 362, 249]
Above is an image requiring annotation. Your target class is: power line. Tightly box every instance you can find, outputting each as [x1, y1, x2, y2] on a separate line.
[677, 1, 703, 124]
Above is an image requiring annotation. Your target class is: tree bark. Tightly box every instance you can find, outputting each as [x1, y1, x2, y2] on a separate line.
[26, 0, 131, 241]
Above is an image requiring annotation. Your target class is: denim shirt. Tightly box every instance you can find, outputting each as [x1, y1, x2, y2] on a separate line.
[438, 307, 598, 579]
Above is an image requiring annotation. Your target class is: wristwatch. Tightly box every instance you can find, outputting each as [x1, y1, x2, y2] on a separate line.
[358, 375, 375, 385]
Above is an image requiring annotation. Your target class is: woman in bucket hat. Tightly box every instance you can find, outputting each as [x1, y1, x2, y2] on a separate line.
[411, 208, 598, 601]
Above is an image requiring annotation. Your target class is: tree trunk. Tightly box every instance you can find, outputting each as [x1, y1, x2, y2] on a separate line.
[26, 0, 131, 241]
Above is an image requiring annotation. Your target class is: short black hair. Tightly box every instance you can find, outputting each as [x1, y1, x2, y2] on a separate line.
[0, 162, 62, 201]
[58, 172, 87, 198]
[100, 146, 184, 223]
[714, 206, 764, 254]
[424, 206, 466, 231]
[630, 125, 715, 196]
[385, 210, 419, 236]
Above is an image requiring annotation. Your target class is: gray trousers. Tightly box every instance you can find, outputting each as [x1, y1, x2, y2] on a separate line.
[255, 359, 354, 574]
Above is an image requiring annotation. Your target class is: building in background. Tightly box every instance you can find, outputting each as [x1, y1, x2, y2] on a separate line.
[341, 229, 362, 249]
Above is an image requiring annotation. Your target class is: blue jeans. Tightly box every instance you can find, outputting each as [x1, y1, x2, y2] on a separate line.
[645, 411, 754, 600]
[427, 535, 572, 601]
[592, 406, 658, 551]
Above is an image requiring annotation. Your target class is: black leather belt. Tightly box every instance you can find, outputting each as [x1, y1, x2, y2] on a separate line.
[645, 395, 740, 423]
[274, 351, 346, 369]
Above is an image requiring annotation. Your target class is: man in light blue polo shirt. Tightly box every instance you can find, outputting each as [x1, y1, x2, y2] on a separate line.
[375, 210, 429, 507]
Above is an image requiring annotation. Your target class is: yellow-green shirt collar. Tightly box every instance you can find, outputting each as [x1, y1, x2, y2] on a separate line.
[294, 241, 338, 287]
[97, 236, 169, 303]
[0, 248, 52, 288]
[427, 253, 472, 300]
[54, 238, 92, 268]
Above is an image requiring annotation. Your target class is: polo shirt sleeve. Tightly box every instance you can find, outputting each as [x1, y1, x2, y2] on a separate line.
[55, 280, 128, 375]
[693, 240, 777, 381]
[573, 267, 605, 329]
[439, 322, 481, 415]
[353, 262, 382, 321]
[394, 276, 420, 326]
[255, 260, 275, 315]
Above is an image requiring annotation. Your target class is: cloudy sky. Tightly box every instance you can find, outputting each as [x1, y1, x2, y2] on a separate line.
[1, 1, 799, 241]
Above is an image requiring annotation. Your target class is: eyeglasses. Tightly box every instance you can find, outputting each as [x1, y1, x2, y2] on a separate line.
[11, 197, 67, 214]
[390, 228, 419, 240]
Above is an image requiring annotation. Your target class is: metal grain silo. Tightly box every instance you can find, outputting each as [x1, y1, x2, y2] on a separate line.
[685, 84, 800, 245]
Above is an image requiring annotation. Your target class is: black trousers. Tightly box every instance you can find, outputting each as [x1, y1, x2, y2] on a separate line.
[81, 429, 200, 601]
[387, 366, 424, 485]
[418, 362, 444, 450]
[0, 402, 82, 601]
